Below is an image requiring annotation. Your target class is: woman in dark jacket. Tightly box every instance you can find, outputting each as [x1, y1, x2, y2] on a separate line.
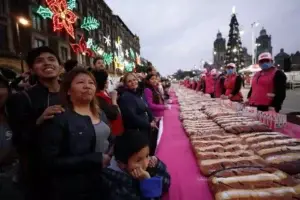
[118, 73, 156, 133]
[37, 68, 111, 200]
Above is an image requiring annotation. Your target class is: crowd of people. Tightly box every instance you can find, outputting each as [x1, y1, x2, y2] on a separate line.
[0, 46, 172, 200]
[182, 52, 287, 113]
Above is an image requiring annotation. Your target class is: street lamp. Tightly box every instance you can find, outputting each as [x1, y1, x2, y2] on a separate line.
[16, 17, 30, 73]
[251, 21, 259, 65]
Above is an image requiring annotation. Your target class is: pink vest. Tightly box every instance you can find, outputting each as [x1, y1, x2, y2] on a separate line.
[224, 74, 243, 101]
[249, 67, 277, 106]
[205, 74, 215, 94]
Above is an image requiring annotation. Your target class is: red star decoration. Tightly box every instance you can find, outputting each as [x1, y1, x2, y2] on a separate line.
[70, 35, 94, 57]
[46, 0, 77, 39]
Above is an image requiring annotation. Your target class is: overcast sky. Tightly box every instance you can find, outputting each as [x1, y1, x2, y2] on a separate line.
[105, 0, 300, 75]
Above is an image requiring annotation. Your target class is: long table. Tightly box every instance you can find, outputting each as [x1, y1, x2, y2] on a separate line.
[156, 92, 213, 200]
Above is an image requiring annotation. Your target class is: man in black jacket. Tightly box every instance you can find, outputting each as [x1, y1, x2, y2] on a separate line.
[5, 46, 64, 200]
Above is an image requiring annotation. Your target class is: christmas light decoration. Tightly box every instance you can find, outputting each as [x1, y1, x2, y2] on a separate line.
[125, 61, 135, 72]
[81, 16, 100, 31]
[36, 6, 53, 19]
[104, 35, 111, 46]
[96, 47, 104, 56]
[103, 52, 113, 65]
[67, 0, 76, 10]
[136, 53, 141, 65]
[115, 37, 122, 50]
[125, 49, 129, 57]
[114, 56, 124, 70]
[225, 12, 244, 70]
[37, 0, 78, 39]
[86, 38, 93, 49]
[129, 48, 135, 59]
[70, 35, 94, 57]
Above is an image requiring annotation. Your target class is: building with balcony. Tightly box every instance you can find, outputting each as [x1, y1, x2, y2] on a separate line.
[291, 51, 300, 71]
[255, 27, 272, 61]
[275, 49, 300, 71]
[213, 31, 226, 69]
[274, 48, 290, 70]
[0, 0, 140, 79]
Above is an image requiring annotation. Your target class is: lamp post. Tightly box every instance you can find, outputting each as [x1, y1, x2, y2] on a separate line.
[251, 22, 259, 65]
[16, 17, 30, 73]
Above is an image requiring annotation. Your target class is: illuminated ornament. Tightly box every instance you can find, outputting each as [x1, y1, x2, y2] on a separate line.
[86, 38, 93, 48]
[96, 47, 104, 56]
[114, 53, 124, 70]
[37, 0, 78, 39]
[81, 16, 100, 31]
[125, 61, 134, 72]
[125, 49, 129, 57]
[136, 53, 141, 65]
[129, 48, 135, 59]
[70, 35, 94, 57]
[67, 0, 76, 10]
[115, 36, 122, 50]
[120, 51, 124, 58]
[104, 35, 111, 46]
[103, 52, 113, 65]
[36, 6, 53, 19]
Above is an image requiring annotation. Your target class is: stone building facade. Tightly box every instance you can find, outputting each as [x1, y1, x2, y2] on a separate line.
[255, 27, 272, 61]
[275, 49, 300, 71]
[291, 51, 300, 70]
[213, 31, 226, 69]
[0, 0, 140, 79]
[274, 49, 290, 70]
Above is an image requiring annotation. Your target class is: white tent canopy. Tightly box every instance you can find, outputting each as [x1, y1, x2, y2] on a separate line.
[239, 64, 261, 73]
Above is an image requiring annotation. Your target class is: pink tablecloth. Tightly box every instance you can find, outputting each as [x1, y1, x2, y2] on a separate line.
[156, 95, 213, 200]
[278, 122, 300, 138]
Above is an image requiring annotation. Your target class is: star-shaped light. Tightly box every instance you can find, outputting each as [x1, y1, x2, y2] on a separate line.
[104, 35, 111, 46]
[115, 36, 122, 50]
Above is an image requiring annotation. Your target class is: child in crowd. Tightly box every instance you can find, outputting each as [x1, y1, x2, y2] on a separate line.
[102, 130, 170, 200]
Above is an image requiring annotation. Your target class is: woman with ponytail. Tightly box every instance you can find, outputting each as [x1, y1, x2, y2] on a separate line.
[144, 74, 169, 118]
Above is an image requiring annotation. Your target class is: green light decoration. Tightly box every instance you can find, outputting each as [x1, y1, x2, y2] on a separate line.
[36, 6, 53, 19]
[67, 0, 76, 10]
[125, 61, 135, 72]
[91, 45, 104, 56]
[130, 48, 135, 59]
[81, 16, 100, 31]
[103, 52, 113, 65]
[91, 44, 98, 52]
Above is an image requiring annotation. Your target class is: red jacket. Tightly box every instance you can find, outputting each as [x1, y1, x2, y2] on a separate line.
[224, 74, 243, 101]
[96, 91, 124, 136]
[205, 74, 215, 94]
[249, 67, 277, 106]
[214, 76, 224, 98]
